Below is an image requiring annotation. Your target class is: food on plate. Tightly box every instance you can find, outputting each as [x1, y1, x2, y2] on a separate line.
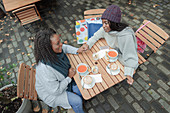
[110, 63, 118, 71]
[83, 76, 93, 85]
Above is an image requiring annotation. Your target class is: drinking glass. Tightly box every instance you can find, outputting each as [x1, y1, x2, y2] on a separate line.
[92, 53, 99, 60]
[92, 65, 99, 74]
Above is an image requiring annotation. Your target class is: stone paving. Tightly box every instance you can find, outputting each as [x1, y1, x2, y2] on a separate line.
[0, 0, 170, 113]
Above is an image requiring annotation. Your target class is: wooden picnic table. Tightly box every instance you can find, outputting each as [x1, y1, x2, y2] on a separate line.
[67, 38, 127, 100]
[3, 0, 40, 11]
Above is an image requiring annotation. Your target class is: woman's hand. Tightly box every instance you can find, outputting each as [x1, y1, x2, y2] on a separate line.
[77, 43, 89, 53]
[82, 43, 89, 50]
[68, 68, 76, 78]
[126, 75, 134, 85]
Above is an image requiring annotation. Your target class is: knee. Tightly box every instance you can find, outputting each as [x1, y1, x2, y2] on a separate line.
[73, 96, 83, 106]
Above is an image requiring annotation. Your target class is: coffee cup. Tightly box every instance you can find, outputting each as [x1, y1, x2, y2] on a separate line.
[77, 63, 88, 74]
[83, 76, 93, 85]
[107, 49, 118, 60]
[110, 63, 118, 71]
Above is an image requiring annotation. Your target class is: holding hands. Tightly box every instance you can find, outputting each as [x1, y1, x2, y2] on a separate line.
[77, 43, 89, 53]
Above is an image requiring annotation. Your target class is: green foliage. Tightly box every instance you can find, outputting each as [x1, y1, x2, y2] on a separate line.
[0, 63, 17, 87]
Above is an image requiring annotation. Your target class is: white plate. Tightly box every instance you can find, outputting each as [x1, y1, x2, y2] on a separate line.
[76, 63, 90, 76]
[106, 64, 120, 75]
[105, 55, 118, 62]
[81, 76, 95, 89]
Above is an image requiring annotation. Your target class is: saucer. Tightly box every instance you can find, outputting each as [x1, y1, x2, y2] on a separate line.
[78, 70, 90, 76]
[76, 63, 90, 76]
[81, 76, 95, 89]
[105, 55, 118, 62]
[106, 64, 120, 75]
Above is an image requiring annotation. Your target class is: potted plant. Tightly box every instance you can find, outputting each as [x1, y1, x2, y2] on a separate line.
[0, 63, 23, 113]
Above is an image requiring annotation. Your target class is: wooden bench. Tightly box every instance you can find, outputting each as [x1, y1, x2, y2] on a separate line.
[135, 20, 169, 64]
[12, 4, 42, 26]
[17, 63, 64, 113]
[17, 63, 37, 100]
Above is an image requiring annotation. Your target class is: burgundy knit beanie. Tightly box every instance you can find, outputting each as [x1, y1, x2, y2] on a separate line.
[101, 5, 121, 23]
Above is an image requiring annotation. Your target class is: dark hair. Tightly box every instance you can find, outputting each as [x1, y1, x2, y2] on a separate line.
[34, 28, 58, 64]
[109, 21, 128, 31]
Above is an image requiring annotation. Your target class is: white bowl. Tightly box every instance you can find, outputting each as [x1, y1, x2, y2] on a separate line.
[107, 49, 118, 60]
[76, 63, 89, 74]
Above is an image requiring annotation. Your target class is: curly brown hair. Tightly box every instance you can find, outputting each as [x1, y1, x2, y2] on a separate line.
[34, 28, 58, 64]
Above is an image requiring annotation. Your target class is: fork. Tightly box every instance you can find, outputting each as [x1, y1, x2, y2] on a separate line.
[107, 64, 113, 75]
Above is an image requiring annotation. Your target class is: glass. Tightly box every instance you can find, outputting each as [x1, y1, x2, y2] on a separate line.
[92, 65, 99, 74]
[92, 53, 99, 60]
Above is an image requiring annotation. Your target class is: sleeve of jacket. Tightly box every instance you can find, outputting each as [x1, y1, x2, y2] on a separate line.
[118, 33, 138, 77]
[62, 44, 78, 54]
[36, 65, 72, 96]
[87, 27, 104, 49]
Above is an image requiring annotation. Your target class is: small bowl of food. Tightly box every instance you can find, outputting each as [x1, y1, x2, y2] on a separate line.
[107, 49, 118, 60]
[76, 63, 89, 75]
[83, 75, 93, 85]
[110, 63, 118, 71]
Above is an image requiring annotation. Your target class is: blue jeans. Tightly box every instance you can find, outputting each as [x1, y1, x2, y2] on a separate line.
[67, 85, 84, 113]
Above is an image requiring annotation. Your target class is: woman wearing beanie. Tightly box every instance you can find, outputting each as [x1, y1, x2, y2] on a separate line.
[81, 5, 138, 85]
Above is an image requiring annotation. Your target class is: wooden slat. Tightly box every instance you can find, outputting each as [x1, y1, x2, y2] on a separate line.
[16, 7, 36, 16]
[84, 9, 105, 15]
[142, 26, 165, 44]
[24, 65, 30, 99]
[138, 58, 143, 64]
[29, 68, 34, 100]
[12, 4, 36, 13]
[17, 10, 37, 19]
[84, 9, 105, 19]
[136, 32, 157, 52]
[84, 15, 102, 19]
[33, 69, 37, 100]
[21, 16, 40, 25]
[139, 30, 161, 48]
[137, 53, 146, 63]
[17, 63, 25, 98]
[143, 20, 169, 40]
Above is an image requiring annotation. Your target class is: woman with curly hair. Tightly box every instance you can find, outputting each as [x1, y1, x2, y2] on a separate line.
[34, 28, 84, 113]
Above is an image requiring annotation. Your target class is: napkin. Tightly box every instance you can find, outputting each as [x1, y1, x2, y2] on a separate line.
[95, 49, 109, 59]
[89, 74, 102, 83]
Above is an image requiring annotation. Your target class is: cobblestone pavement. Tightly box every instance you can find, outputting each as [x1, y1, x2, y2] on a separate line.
[0, 0, 170, 113]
